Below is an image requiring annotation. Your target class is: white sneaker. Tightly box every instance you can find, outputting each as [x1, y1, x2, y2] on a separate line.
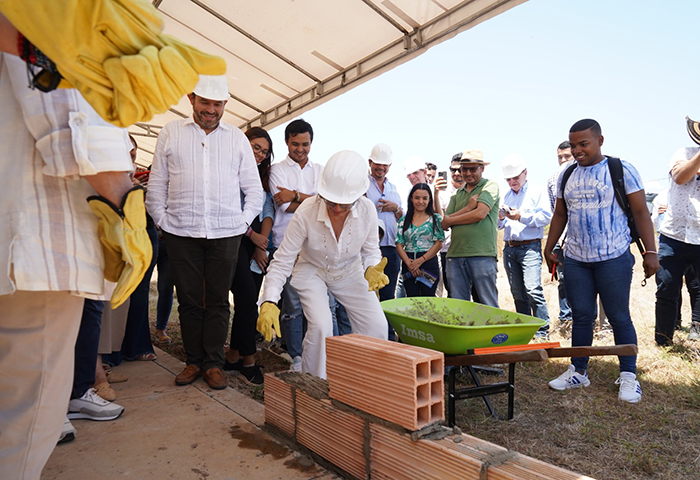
[57, 417, 76, 444]
[68, 388, 124, 421]
[290, 356, 302, 372]
[548, 364, 591, 391]
[615, 372, 642, 403]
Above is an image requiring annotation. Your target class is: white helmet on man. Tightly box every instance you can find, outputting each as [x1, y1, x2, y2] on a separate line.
[193, 75, 229, 101]
[501, 154, 527, 178]
[317, 150, 370, 204]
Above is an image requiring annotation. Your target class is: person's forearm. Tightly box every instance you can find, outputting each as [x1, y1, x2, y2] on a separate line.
[671, 151, 700, 185]
[396, 244, 410, 265]
[84, 171, 133, 205]
[446, 204, 489, 226]
[629, 191, 656, 252]
[260, 217, 273, 240]
[421, 242, 443, 261]
[544, 201, 567, 254]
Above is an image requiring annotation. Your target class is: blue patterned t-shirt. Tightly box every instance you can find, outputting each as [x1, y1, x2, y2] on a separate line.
[557, 157, 643, 262]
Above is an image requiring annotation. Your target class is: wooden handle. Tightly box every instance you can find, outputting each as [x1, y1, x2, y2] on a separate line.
[545, 344, 638, 358]
[445, 349, 547, 366]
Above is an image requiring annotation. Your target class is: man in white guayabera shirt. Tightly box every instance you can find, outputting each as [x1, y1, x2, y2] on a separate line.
[147, 75, 263, 391]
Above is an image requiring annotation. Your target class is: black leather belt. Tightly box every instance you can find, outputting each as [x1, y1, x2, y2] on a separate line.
[506, 239, 541, 247]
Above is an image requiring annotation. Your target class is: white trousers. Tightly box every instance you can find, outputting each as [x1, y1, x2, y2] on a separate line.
[291, 263, 388, 379]
[0, 291, 83, 480]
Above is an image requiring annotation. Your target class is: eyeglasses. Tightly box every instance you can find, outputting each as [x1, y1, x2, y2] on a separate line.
[251, 143, 270, 158]
[460, 165, 481, 173]
[322, 197, 355, 210]
[449, 168, 461, 173]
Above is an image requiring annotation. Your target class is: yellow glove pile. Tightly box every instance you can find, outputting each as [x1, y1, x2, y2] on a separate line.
[0, 0, 226, 127]
[365, 257, 389, 292]
[88, 186, 153, 308]
[256, 302, 282, 342]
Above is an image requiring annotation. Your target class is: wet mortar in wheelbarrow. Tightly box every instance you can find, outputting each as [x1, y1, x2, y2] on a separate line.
[381, 297, 546, 354]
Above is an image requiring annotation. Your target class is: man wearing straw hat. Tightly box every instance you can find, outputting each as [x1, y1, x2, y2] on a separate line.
[440, 150, 500, 307]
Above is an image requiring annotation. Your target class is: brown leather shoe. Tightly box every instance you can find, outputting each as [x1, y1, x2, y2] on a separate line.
[203, 367, 228, 390]
[175, 365, 201, 386]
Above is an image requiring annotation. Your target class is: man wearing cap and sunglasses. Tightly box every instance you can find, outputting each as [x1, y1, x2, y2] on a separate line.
[147, 75, 263, 390]
[498, 154, 552, 340]
[440, 150, 500, 307]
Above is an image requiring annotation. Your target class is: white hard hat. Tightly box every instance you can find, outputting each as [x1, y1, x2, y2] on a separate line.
[193, 75, 229, 101]
[501, 154, 527, 178]
[403, 155, 426, 176]
[317, 151, 370, 204]
[369, 143, 393, 165]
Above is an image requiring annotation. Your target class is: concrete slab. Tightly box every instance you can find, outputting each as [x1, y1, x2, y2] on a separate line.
[43, 348, 338, 480]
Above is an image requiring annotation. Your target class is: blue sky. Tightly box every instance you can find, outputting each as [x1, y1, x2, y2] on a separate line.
[267, 0, 700, 195]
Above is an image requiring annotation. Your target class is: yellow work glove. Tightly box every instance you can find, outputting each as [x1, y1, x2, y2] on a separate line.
[256, 302, 282, 342]
[0, 0, 226, 127]
[88, 187, 153, 308]
[365, 257, 389, 292]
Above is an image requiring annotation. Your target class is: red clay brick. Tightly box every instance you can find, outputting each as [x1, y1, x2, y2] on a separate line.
[326, 334, 444, 430]
[263, 373, 295, 438]
[296, 389, 367, 479]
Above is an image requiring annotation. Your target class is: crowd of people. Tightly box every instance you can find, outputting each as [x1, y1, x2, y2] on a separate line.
[2, 3, 699, 478]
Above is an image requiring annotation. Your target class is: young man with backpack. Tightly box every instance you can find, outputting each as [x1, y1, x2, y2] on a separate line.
[544, 119, 659, 403]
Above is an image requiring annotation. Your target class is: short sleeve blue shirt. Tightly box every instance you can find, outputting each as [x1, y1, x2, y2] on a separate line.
[557, 157, 643, 262]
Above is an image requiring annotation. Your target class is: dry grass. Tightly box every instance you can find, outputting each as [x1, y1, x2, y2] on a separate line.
[146, 244, 700, 479]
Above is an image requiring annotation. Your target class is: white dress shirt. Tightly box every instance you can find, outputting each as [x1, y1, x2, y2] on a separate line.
[268, 155, 323, 247]
[498, 181, 552, 242]
[146, 118, 263, 239]
[0, 54, 132, 297]
[261, 196, 382, 305]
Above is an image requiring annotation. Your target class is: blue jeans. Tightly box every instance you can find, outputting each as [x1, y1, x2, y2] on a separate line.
[655, 234, 700, 345]
[566, 249, 637, 373]
[446, 256, 498, 307]
[552, 244, 572, 321]
[503, 243, 550, 330]
[156, 235, 174, 331]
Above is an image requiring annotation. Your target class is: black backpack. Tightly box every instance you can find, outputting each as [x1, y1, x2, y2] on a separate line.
[560, 156, 643, 253]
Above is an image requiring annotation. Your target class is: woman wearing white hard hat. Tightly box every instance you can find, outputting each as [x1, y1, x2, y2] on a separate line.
[256, 150, 390, 379]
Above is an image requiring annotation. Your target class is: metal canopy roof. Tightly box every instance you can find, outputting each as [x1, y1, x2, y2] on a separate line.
[130, 0, 526, 160]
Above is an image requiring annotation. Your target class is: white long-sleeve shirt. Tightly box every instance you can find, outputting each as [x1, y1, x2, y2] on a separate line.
[0, 54, 132, 297]
[268, 155, 323, 247]
[261, 195, 382, 305]
[498, 181, 552, 242]
[146, 118, 263, 239]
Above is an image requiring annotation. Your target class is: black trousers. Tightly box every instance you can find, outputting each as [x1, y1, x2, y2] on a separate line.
[230, 236, 263, 357]
[163, 231, 241, 371]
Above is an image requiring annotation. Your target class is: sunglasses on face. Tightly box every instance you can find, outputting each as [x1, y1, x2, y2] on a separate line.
[450, 168, 461, 173]
[461, 165, 481, 173]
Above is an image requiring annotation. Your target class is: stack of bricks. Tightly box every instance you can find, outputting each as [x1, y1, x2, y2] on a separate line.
[264, 334, 594, 480]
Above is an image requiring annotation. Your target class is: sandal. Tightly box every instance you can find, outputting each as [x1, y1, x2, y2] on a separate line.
[134, 353, 157, 361]
[155, 329, 172, 345]
[93, 382, 116, 402]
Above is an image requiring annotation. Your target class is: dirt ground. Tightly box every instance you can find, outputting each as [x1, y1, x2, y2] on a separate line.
[148, 245, 700, 480]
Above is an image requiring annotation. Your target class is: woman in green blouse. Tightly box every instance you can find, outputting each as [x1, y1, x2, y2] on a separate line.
[396, 183, 445, 297]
